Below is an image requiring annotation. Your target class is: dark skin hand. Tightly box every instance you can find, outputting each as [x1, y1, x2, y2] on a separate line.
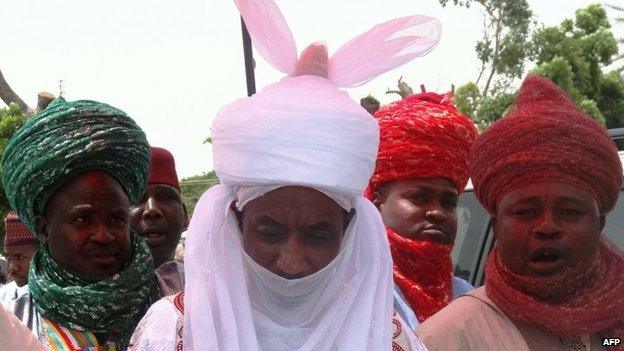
[493, 181, 605, 277]
[130, 184, 188, 268]
[36, 171, 132, 280]
[372, 178, 459, 244]
[235, 186, 351, 279]
[4, 243, 38, 287]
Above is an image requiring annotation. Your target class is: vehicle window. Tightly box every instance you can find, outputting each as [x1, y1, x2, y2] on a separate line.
[452, 190, 490, 282]
[603, 190, 624, 250]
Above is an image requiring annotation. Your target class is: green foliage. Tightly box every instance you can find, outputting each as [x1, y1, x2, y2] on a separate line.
[0, 103, 27, 253]
[453, 82, 480, 119]
[449, 3, 624, 129]
[439, 0, 535, 99]
[180, 171, 219, 215]
[439, 0, 534, 127]
[530, 4, 622, 127]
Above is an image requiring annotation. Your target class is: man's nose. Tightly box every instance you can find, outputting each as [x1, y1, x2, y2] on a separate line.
[276, 234, 309, 278]
[91, 223, 116, 244]
[531, 211, 562, 239]
[142, 198, 163, 220]
[425, 201, 447, 223]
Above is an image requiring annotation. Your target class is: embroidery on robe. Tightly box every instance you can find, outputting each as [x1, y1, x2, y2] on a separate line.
[392, 310, 411, 351]
[166, 292, 185, 351]
[43, 318, 117, 351]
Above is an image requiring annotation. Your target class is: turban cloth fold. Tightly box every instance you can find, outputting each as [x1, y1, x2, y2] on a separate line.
[470, 75, 623, 215]
[368, 92, 477, 193]
[1, 97, 150, 235]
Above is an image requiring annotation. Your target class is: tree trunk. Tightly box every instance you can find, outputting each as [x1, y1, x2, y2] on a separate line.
[0, 68, 31, 114]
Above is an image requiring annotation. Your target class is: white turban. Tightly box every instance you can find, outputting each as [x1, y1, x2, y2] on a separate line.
[184, 0, 441, 350]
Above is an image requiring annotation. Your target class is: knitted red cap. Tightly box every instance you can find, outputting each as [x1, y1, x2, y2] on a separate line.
[148, 147, 180, 190]
[368, 92, 477, 193]
[470, 75, 623, 215]
[4, 212, 37, 247]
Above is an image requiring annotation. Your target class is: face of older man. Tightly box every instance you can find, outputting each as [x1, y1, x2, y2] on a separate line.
[493, 181, 604, 278]
[237, 186, 349, 279]
[373, 178, 458, 244]
[36, 171, 131, 279]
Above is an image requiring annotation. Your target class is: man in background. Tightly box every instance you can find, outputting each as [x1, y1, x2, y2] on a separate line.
[131, 147, 188, 295]
[0, 212, 38, 306]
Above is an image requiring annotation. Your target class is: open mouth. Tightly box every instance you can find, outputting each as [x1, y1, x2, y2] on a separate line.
[140, 229, 167, 245]
[528, 247, 565, 273]
[531, 248, 561, 262]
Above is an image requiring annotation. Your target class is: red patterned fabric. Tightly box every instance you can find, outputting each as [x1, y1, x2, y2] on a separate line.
[485, 238, 624, 346]
[470, 75, 623, 215]
[148, 147, 180, 190]
[388, 227, 453, 322]
[368, 92, 477, 194]
[4, 211, 37, 246]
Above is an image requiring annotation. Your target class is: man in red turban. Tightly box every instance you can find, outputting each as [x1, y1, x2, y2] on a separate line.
[367, 91, 478, 329]
[417, 75, 624, 351]
[130, 147, 188, 295]
[0, 212, 38, 305]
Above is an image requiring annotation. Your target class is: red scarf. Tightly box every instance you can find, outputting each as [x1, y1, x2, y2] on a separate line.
[387, 227, 453, 322]
[486, 237, 624, 348]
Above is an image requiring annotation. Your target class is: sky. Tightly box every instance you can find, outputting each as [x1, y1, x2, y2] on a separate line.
[1, 0, 622, 178]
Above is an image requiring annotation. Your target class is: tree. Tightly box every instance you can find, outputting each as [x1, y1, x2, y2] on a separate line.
[529, 4, 623, 128]
[0, 103, 27, 252]
[439, 0, 534, 98]
[444, 3, 624, 129]
[437, 0, 534, 128]
[605, 3, 624, 72]
[180, 171, 219, 215]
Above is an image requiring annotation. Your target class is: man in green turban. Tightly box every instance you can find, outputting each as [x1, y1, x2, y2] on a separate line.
[1, 97, 158, 350]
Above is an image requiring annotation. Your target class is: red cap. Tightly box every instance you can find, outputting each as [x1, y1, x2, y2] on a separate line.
[4, 212, 38, 247]
[148, 147, 180, 190]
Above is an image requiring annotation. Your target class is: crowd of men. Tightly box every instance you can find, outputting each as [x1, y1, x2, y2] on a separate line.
[0, 0, 622, 350]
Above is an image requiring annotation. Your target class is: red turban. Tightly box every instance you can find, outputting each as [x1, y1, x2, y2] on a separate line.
[470, 75, 623, 215]
[148, 147, 180, 190]
[369, 92, 477, 193]
[4, 211, 37, 247]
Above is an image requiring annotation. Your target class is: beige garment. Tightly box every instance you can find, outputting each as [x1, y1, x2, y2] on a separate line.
[416, 286, 607, 351]
[156, 260, 185, 297]
[128, 292, 427, 351]
[0, 304, 46, 351]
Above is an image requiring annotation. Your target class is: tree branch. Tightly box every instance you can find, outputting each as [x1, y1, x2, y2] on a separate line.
[0, 68, 31, 114]
[482, 5, 503, 98]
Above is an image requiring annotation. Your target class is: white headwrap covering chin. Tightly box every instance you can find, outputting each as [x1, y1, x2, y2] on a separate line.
[184, 1, 441, 350]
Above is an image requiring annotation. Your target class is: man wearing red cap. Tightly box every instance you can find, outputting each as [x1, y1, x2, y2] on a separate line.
[0, 212, 38, 306]
[417, 76, 624, 350]
[367, 91, 478, 329]
[130, 147, 188, 295]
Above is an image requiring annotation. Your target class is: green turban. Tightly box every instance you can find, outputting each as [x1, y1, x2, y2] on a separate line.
[0, 98, 156, 349]
[1, 97, 150, 234]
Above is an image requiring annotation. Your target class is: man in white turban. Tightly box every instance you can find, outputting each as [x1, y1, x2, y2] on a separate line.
[129, 0, 441, 350]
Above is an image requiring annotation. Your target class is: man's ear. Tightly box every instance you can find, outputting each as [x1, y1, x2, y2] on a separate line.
[230, 203, 244, 230]
[35, 216, 50, 245]
[343, 209, 356, 231]
[490, 215, 498, 240]
[371, 190, 385, 211]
